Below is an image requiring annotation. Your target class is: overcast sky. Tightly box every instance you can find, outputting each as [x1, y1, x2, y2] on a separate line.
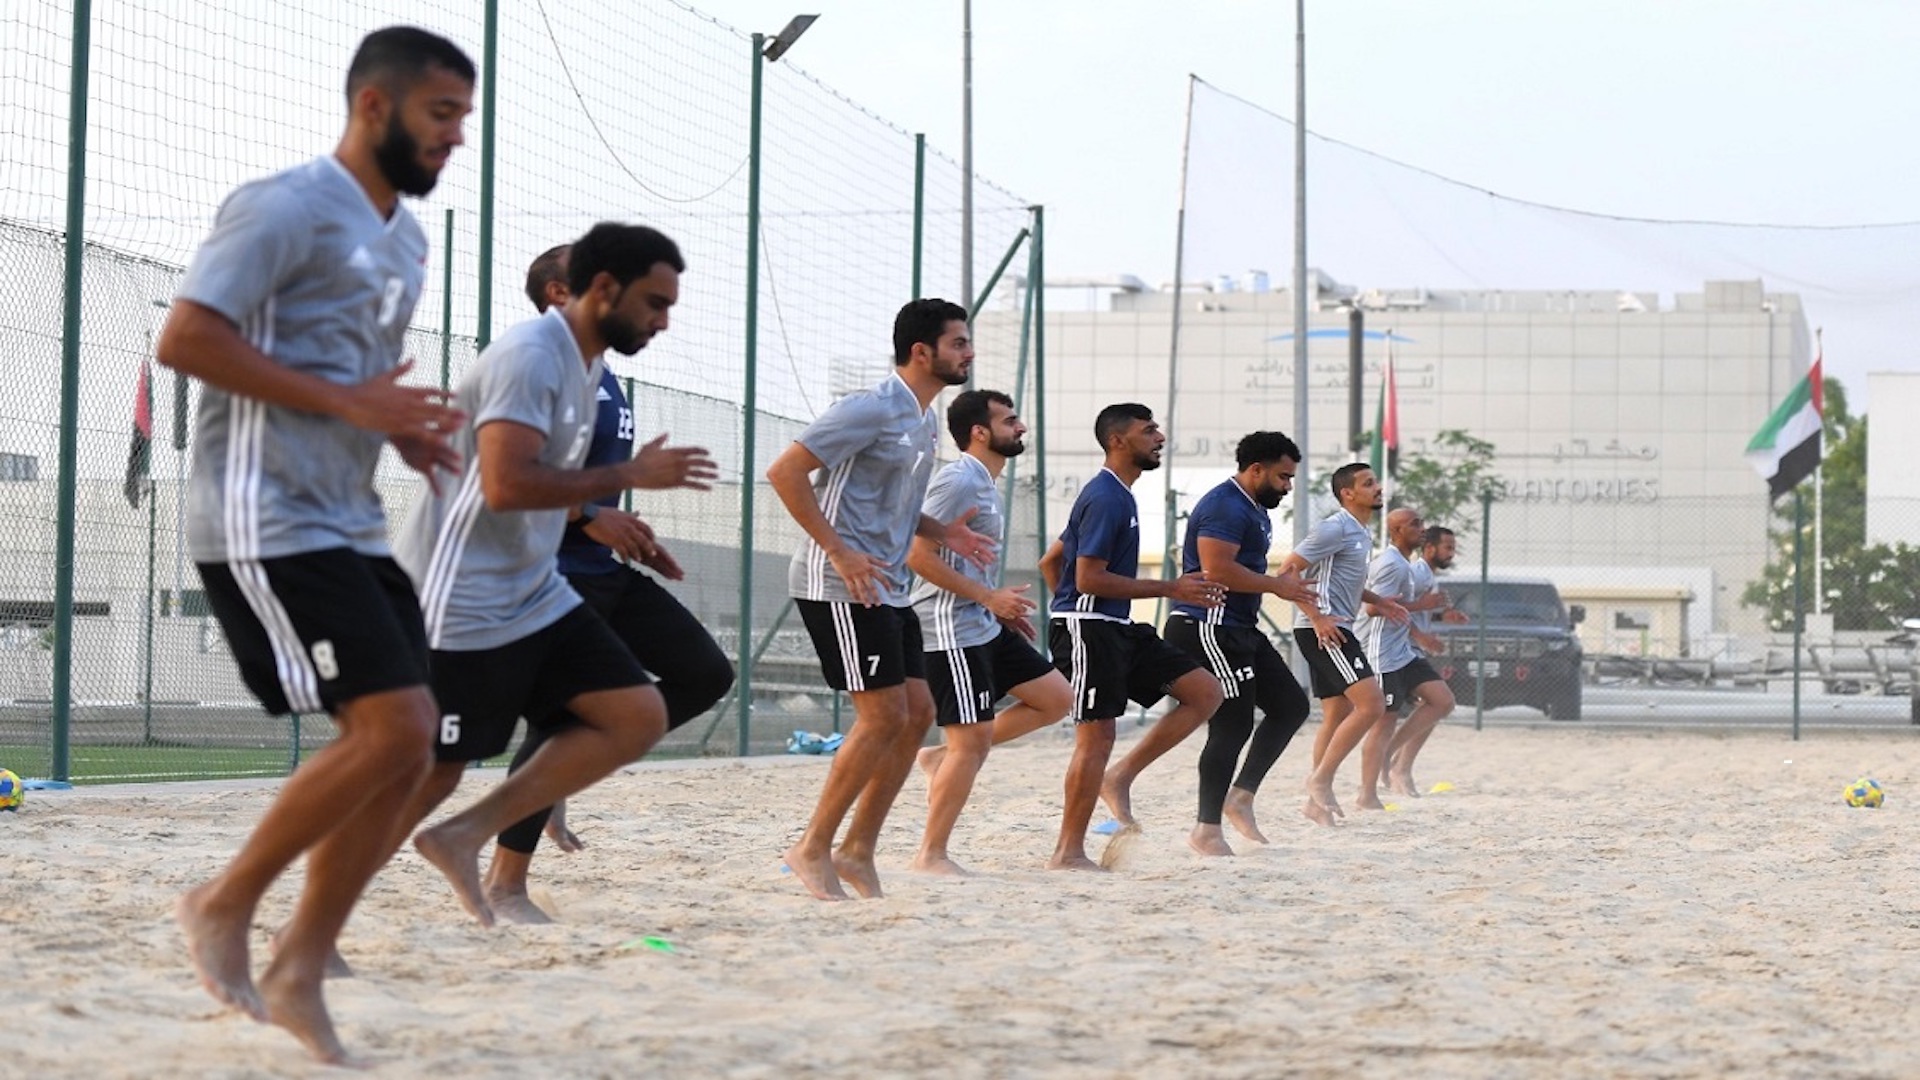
[717, 0, 1920, 400]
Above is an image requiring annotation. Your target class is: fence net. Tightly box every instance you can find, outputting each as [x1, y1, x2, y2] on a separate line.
[0, 0, 1033, 782]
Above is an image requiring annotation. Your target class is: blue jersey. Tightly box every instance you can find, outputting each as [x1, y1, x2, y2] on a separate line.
[555, 367, 634, 577]
[1050, 468, 1139, 623]
[1173, 477, 1271, 628]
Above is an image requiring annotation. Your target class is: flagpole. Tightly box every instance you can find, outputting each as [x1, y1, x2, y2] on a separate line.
[1812, 327, 1823, 617]
[1159, 74, 1197, 623]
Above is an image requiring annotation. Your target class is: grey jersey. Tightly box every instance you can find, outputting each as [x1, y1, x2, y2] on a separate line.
[1356, 546, 1418, 673]
[176, 156, 428, 562]
[1408, 556, 1438, 650]
[911, 455, 1003, 650]
[1291, 509, 1375, 628]
[787, 374, 939, 607]
[396, 311, 601, 651]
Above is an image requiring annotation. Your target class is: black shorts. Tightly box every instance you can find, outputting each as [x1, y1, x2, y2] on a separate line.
[1051, 618, 1204, 722]
[796, 600, 926, 692]
[429, 604, 654, 762]
[1384, 658, 1444, 715]
[925, 625, 1059, 726]
[198, 549, 429, 716]
[1292, 626, 1374, 700]
[1164, 617, 1277, 702]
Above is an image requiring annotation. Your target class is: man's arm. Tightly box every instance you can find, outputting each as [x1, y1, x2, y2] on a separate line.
[907, 536, 1034, 624]
[1194, 537, 1316, 605]
[157, 302, 460, 440]
[479, 425, 715, 512]
[1038, 539, 1065, 599]
[1076, 556, 1221, 606]
[767, 440, 890, 606]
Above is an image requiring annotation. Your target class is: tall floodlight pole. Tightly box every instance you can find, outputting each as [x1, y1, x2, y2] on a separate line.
[738, 15, 817, 757]
[961, 0, 975, 346]
[1290, 0, 1310, 548]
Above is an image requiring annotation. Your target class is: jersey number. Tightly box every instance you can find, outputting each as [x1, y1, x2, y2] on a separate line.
[866, 655, 881, 676]
[309, 639, 339, 680]
[376, 276, 406, 328]
[617, 406, 634, 442]
[1084, 687, 1098, 710]
[439, 714, 461, 744]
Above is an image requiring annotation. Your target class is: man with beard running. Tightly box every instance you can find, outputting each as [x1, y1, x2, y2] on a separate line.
[392, 223, 717, 926]
[769, 298, 998, 901]
[157, 27, 473, 1064]
[1164, 431, 1318, 857]
[1383, 524, 1464, 795]
[907, 389, 1073, 876]
[1038, 403, 1224, 868]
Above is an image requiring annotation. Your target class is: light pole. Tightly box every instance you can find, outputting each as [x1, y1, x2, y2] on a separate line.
[739, 14, 817, 757]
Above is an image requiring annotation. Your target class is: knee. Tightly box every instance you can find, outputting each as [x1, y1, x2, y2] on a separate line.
[1033, 679, 1074, 722]
[1430, 685, 1457, 714]
[1184, 674, 1225, 715]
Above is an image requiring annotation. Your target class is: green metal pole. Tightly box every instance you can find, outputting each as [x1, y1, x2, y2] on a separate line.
[51, 0, 93, 784]
[970, 228, 1030, 320]
[996, 226, 1040, 586]
[1474, 490, 1491, 731]
[737, 33, 766, 758]
[1032, 206, 1047, 566]
[476, 0, 498, 349]
[142, 478, 156, 744]
[1792, 489, 1804, 741]
[911, 133, 925, 299]
[439, 208, 454, 389]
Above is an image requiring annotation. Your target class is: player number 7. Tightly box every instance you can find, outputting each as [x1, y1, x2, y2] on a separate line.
[867, 655, 881, 677]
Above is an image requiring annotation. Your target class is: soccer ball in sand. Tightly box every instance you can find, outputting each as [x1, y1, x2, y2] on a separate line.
[0, 768, 22, 811]
[1842, 778, 1884, 809]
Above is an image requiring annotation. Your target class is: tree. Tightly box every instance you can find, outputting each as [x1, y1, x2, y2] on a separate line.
[1387, 429, 1509, 535]
[1740, 379, 1920, 631]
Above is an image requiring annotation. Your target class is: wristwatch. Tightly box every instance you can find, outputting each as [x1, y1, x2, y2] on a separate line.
[579, 502, 600, 524]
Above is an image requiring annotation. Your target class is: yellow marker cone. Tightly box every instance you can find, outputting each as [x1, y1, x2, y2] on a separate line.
[1429, 781, 1455, 794]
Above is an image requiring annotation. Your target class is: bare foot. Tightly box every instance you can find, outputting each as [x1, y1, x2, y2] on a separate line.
[832, 850, 884, 899]
[1306, 776, 1345, 820]
[1387, 767, 1421, 798]
[270, 924, 354, 980]
[1222, 789, 1269, 844]
[1303, 797, 1336, 827]
[176, 884, 266, 1020]
[909, 852, 970, 877]
[544, 800, 583, 853]
[485, 885, 554, 925]
[258, 964, 360, 1067]
[1355, 791, 1387, 811]
[1099, 771, 1137, 829]
[1046, 852, 1106, 872]
[782, 843, 848, 901]
[1187, 824, 1234, 857]
[413, 824, 496, 928]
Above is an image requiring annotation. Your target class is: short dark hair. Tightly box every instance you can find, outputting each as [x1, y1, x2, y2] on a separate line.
[1095, 403, 1153, 450]
[566, 223, 685, 296]
[1423, 525, 1455, 547]
[524, 244, 570, 313]
[1235, 430, 1301, 470]
[893, 298, 969, 365]
[345, 27, 475, 104]
[1330, 461, 1372, 497]
[947, 389, 1014, 450]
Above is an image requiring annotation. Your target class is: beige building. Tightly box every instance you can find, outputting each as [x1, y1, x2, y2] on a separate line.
[989, 276, 1811, 652]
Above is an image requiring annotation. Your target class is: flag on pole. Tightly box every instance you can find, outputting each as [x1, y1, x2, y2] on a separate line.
[1368, 341, 1399, 499]
[123, 360, 153, 508]
[1744, 349, 1823, 501]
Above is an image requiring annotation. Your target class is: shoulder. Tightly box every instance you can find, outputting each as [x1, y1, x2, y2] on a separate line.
[221, 167, 317, 224]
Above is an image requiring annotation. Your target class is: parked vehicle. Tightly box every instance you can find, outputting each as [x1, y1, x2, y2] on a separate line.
[1432, 577, 1585, 720]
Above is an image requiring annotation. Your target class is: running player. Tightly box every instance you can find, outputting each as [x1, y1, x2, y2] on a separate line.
[1038, 403, 1224, 868]
[768, 298, 996, 901]
[393, 223, 717, 927]
[479, 244, 736, 923]
[1384, 524, 1463, 795]
[1276, 463, 1408, 824]
[906, 389, 1072, 876]
[1352, 508, 1449, 809]
[1165, 431, 1317, 857]
[156, 27, 474, 1064]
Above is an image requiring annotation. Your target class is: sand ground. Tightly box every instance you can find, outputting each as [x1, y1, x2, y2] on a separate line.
[7, 722, 1920, 1078]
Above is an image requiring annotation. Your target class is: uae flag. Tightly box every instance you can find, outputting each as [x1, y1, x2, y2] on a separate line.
[1368, 344, 1399, 497]
[123, 360, 153, 508]
[1744, 351, 1823, 501]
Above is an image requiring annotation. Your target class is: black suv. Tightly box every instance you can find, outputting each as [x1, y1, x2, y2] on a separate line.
[1431, 577, 1586, 720]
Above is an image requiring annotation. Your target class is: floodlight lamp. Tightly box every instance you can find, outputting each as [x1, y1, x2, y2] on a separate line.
[763, 14, 818, 62]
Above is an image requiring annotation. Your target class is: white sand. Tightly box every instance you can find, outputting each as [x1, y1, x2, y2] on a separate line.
[7, 723, 1920, 1078]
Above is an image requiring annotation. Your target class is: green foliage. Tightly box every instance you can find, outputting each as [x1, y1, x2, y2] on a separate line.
[1388, 429, 1510, 535]
[1740, 378, 1920, 630]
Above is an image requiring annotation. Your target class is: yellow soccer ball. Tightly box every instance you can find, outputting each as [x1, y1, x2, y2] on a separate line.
[1843, 777, 1884, 809]
[0, 768, 23, 811]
